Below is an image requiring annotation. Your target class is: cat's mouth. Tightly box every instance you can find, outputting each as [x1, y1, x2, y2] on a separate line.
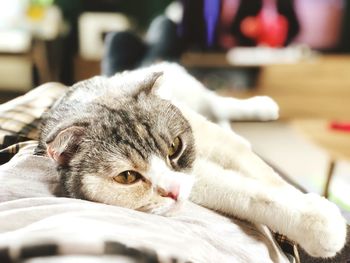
[137, 198, 185, 216]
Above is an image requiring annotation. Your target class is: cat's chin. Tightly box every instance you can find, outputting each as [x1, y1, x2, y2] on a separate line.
[161, 201, 185, 216]
[138, 200, 185, 216]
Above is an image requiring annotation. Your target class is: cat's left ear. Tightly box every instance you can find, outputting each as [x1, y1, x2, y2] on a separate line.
[138, 71, 163, 94]
[46, 126, 85, 166]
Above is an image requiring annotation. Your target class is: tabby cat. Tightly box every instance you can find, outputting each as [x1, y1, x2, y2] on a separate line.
[36, 63, 346, 259]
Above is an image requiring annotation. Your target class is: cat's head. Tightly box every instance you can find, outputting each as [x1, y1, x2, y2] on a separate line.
[46, 70, 196, 215]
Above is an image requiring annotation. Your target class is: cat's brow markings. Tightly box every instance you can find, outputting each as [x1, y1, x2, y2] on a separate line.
[123, 130, 150, 161]
[140, 121, 163, 153]
[134, 123, 157, 154]
[159, 134, 170, 147]
[98, 107, 151, 161]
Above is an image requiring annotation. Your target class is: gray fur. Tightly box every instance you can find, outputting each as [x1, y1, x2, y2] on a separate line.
[36, 71, 195, 202]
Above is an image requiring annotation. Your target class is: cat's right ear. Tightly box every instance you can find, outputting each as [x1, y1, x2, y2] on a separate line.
[46, 126, 85, 166]
[138, 71, 163, 95]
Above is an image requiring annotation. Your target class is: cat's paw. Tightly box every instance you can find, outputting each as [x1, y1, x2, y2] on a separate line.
[297, 193, 347, 258]
[248, 96, 279, 121]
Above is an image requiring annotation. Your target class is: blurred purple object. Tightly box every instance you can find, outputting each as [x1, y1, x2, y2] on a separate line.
[204, 0, 221, 47]
[293, 0, 344, 49]
[218, 0, 240, 48]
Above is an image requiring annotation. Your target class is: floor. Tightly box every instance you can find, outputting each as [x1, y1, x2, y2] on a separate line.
[232, 121, 350, 222]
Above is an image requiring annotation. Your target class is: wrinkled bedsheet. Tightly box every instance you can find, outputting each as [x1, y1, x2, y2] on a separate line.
[0, 143, 290, 263]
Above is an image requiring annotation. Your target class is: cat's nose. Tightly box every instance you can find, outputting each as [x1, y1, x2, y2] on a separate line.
[165, 191, 179, 201]
[157, 186, 179, 201]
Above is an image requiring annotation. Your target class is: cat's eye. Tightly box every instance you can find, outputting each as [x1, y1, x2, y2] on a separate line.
[168, 137, 182, 159]
[114, 171, 142, 184]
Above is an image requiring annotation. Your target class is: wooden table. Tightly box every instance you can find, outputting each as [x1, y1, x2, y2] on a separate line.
[292, 119, 350, 197]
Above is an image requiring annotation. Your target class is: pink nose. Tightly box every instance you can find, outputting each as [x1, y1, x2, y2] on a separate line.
[158, 186, 179, 201]
[165, 191, 179, 201]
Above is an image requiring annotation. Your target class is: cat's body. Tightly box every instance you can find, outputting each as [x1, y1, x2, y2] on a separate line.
[37, 63, 346, 259]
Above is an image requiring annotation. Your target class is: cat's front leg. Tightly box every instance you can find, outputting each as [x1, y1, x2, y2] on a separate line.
[180, 105, 347, 257]
[190, 159, 347, 258]
[209, 96, 279, 122]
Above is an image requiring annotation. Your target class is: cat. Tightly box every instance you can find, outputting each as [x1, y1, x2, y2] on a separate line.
[36, 63, 347, 259]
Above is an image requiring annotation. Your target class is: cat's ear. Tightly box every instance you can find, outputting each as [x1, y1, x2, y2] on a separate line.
[138, 71, 163, 94]
[46, 126, 85, 166]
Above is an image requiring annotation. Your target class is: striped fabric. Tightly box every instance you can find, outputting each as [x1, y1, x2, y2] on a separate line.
[0, 240, 168, 263]
[0, 82, 66, 164]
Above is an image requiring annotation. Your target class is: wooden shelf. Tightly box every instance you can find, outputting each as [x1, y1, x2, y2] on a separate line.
[219, 55, 350, 120]
[181, 52, 256, 68]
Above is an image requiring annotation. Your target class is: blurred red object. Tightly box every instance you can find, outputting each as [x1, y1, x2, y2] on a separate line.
[240, 0, 288, 47]
[329, 121, 350, 133]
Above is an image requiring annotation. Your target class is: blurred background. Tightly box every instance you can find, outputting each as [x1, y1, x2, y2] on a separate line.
[0, 0, 349, 217]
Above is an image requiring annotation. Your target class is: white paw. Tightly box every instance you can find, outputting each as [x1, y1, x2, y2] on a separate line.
[249, 96, 279, 121]
[296, 193, 347, 258]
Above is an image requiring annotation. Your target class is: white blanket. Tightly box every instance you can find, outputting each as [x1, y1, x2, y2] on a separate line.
[0, 143, 290, 263]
